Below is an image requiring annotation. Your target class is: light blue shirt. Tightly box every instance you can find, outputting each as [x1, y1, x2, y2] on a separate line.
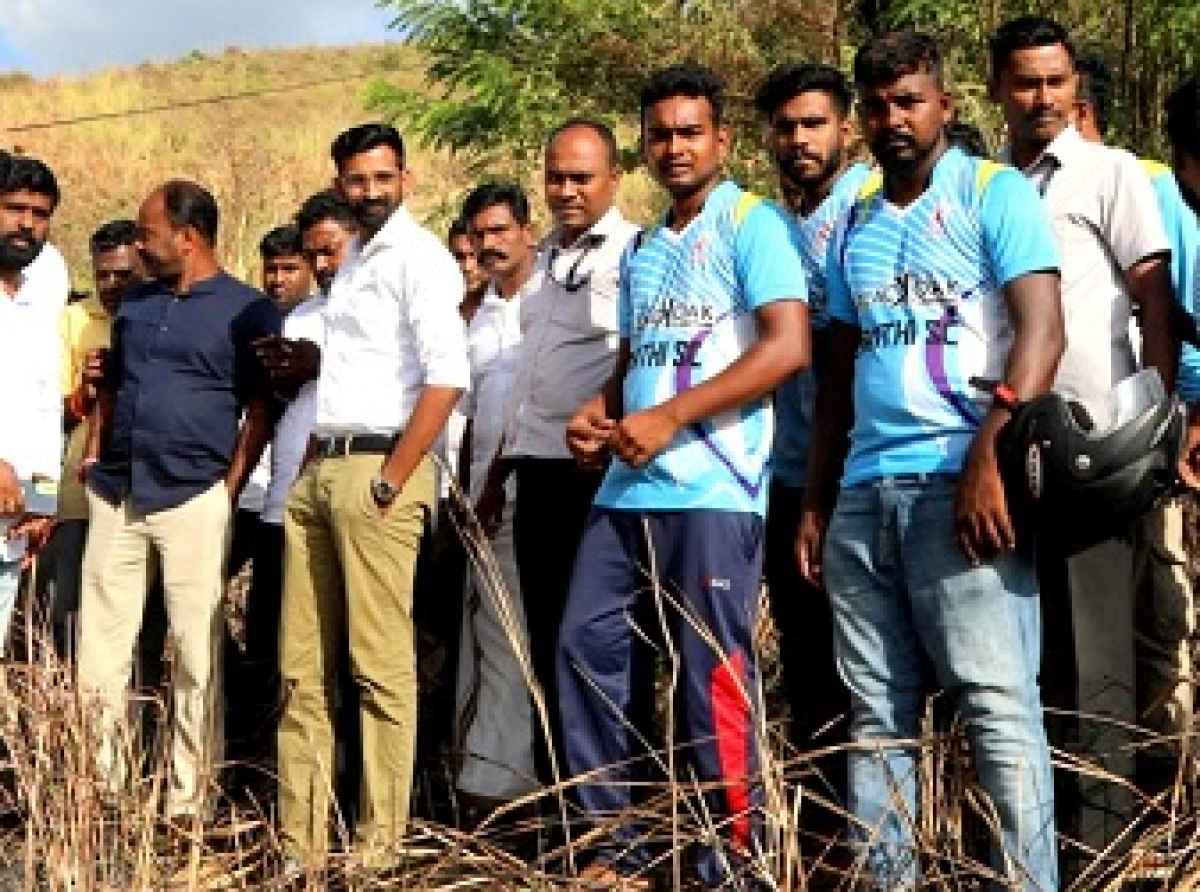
[827, 147, 1060, 486]
[594, 180, 808, 516]
[772, 162, 874, 488]
[1143, 161, 1200, 402]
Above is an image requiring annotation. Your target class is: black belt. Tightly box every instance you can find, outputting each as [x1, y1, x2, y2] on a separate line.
[314, 434, 396, 458]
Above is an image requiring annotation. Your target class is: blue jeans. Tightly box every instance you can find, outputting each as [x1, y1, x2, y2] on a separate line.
[824, 476, 1057, 891]
[0, 560, 20, 649]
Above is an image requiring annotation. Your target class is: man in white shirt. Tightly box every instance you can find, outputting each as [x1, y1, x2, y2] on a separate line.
[476, 120, 641, 787]
[453, 182, 541, 821]
[991, 15, 1180, 853]
[277, 124, 469, 866]
[0, 155, 67, 648]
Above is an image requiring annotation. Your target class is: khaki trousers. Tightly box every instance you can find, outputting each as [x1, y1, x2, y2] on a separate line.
[78, 481, 231, 816]
[278, 453, 432, 862]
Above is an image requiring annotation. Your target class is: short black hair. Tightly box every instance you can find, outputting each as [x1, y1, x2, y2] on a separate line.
[90, 218, 137, 254]
[331, 122, 405, 172]
[260, 224, 303, 259]
[447, 217, 471, 242]
[0, 155, 60, 210]
[854, 31, 944, 90]
[160, 180, 219, 244]
[295, 189, 357, 236]
[640, 63, 725, 125]
[546, 118, 621, 168]
[754, 63, 853, 119]
[946, 120, 990, 157]
[461, 182, 531, 228]
[1076, 54, 1113, 137]
[989, 16, 1076, 78]
[1166, 74, 1200, 160]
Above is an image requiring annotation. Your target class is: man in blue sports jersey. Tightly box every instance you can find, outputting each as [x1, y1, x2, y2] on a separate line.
[799, 32, 1064, 889]
[753, 62, 869, 847]
[559, 64, 811, 887]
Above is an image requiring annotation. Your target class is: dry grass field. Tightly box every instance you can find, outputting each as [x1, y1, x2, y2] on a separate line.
[0, 42, 660, 293]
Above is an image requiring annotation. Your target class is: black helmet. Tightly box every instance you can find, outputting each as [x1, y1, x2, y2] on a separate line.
[998, 389, 1184, 556]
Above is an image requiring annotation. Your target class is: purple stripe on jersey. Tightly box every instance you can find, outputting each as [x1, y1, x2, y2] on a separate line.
[674, 319, 764, 498]
[924, 307, 981, 427]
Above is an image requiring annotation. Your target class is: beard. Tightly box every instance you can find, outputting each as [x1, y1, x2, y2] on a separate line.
[352, 197, 396, 233]
[0, 232, 44, 271]
[779, 147, 843, 189]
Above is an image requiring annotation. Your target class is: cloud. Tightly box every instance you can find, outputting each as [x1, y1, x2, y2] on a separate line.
[0, 0, 397, 75]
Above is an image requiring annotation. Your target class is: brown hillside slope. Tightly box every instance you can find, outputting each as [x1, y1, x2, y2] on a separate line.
[0, 43, 472, 289]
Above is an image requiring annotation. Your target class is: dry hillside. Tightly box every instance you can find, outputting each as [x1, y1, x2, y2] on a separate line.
[0, 43, 467, 290]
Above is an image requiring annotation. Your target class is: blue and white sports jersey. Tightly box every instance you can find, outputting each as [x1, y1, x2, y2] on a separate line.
[1142, 160, 1200, 402]
[827, 146, 1060, 486]
[772, 162, 875, 488]
[594, 180, 807, 516]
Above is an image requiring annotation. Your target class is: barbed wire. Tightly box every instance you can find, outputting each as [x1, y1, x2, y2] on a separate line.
[3, 68, 393, 134]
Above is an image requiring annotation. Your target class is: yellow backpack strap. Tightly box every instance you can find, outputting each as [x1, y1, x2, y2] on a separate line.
[974, 159, 1005, 197]
[1139, 157, 1170, 181]
[733, 191, 763, 228]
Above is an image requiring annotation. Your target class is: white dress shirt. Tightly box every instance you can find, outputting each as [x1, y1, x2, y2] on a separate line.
[315, 205, 470, 436]
[262, 295, 328, 526]
[1005, 126, 1170, 414]
[1, 262, 67, 560]
[465, 275, 540, 499]
[503, 207, 640, 459]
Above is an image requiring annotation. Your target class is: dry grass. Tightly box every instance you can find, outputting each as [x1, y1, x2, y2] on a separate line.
[0, 477, 1193, 890]
[1, 43, 662, 295]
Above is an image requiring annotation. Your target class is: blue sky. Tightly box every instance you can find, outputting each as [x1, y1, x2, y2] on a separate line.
[0, 1, 398, 76]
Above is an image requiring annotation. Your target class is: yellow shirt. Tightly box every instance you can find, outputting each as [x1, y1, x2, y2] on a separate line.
[58, 296, 112, 520]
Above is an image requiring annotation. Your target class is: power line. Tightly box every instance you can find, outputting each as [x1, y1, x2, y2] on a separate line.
[4, 69, 396, 134]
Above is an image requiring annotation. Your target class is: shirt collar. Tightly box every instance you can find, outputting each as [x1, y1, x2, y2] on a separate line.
[1002, 124, 1082, 173]
[360, 204, 414, 259]
[548, 205, 626, 251]
[483, 264, 542, 306]
[176, 270, 228, 299]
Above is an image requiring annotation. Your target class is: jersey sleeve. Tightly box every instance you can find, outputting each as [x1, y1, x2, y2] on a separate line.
[734, 200, 808, 310]
[979, 167, 1061, 285]
[1152, 170, 1200, 401]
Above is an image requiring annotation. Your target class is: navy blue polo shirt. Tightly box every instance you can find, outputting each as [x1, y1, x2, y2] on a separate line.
[89, 271, 281, 514]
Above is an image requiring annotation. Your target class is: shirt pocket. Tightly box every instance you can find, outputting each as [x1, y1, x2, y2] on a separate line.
[549, 267, 621, 337]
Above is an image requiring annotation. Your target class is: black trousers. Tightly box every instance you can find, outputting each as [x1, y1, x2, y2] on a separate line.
[764, 481, 849, 822]
[224, 520, 285, 788]
[512, 457, 605, 786]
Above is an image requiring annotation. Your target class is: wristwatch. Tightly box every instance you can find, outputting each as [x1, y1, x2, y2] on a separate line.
[370, 476, 400, 507]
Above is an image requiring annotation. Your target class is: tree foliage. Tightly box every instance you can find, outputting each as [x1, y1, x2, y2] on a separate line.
[373, 0, 1200, 188]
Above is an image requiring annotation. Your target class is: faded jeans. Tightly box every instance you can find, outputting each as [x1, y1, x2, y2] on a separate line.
[824, 476, 1057, 891]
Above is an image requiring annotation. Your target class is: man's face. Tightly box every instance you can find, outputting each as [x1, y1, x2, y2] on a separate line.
[135, 191, 187, 282]
[301, 218, 356, 296]
[469, 203, 533, 282]
[641, 95, 729, 197]
[859, 69, 951, 176]
[993, 43, 1077, 148]
[545, 127, 621, 239]
[449, 232, 487, 298]
[262, 253, 312, 310]
[336, 144, 404, 235]
[0, 189, 53, 271]
[769, 90, 850, 189]
[92, 244, 142, 315]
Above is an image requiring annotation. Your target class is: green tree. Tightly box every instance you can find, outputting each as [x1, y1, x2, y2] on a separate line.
[371, 0, 833, 190]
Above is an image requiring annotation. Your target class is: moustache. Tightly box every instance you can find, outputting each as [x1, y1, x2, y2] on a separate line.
[479, 249, 507, 265]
